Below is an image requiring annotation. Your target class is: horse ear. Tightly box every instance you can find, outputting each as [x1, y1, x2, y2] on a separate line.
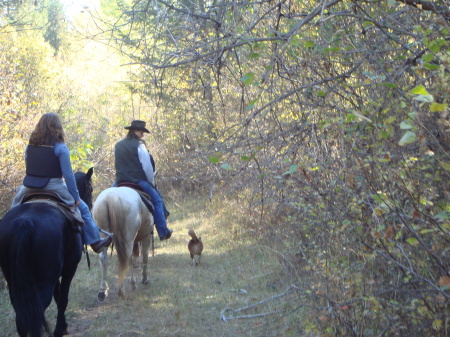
[86, 167, 94, 179]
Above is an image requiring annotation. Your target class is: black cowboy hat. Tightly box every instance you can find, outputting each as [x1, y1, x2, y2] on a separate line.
[124, 120, 150, 133]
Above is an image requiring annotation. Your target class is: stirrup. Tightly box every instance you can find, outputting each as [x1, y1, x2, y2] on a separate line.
[99, 228, 113, 238]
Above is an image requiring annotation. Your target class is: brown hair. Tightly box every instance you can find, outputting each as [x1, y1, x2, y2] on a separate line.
[126, 129, 140, 140]
[29, 113, 65, 145]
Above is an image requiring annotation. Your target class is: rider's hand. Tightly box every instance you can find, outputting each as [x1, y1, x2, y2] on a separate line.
[74, 200, 80, 208]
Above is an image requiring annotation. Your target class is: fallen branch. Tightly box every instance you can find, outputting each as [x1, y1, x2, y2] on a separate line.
[220, 308, 282, 322]
[220, 285, 298, 322]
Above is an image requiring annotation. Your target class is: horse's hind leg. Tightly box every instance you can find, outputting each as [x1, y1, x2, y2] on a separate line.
[130, 255, 137, 291]
[118, 253, 132, 298]
[140, 237, 151, 285]
[97, 250, 109, 303]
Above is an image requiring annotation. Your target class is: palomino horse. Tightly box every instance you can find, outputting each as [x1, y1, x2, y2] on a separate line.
[0, 168, 93, 337]
[92, 187, 154, 302]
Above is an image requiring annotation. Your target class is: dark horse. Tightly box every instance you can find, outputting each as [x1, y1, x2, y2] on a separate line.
[0, 167, 94, 337]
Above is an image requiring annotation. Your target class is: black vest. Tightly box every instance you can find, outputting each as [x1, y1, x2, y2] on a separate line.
[115, 138, 147, 183]
[23, 145, 62, 188]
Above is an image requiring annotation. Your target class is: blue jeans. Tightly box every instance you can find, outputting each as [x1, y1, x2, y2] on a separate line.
[136, 180, 171, 238]
[78, 199, 101, 245]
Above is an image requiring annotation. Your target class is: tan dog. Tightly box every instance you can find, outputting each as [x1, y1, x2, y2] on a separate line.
[188, 229, 203, 266]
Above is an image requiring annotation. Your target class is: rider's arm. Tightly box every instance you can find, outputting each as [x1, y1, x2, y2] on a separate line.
[54, 142, 81, 202]
[138, 143, 155, 186]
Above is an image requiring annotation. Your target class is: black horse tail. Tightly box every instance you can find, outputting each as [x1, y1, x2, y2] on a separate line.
[7, 219, 48, 337]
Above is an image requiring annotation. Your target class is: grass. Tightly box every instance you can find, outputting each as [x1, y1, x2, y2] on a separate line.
[0, 196, 305, 337]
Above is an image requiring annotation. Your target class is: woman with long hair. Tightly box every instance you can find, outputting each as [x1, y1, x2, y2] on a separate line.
[12, 113, 112, 253]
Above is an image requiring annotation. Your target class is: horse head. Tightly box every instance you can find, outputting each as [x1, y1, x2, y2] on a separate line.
[74, 167, 94, 210]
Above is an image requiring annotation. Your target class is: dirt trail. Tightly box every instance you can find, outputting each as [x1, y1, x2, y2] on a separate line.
[0, 203, 295, 337]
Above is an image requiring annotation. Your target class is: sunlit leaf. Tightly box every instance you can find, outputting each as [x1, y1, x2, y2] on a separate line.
[419, 229, 435, 234]
[372, 192, 388, 204]
[209, 156, 220, 164]
[411, 85, 429, 95]
[407, 111, 417, 119]
[414, 94, 433, 103]
[430, 102, 447, 112]
[432, 319, 442, 330]
[346, 113, 356, 123]
[398, 131, 416, 146]
[220, 163, 232, 170]
[428, 41, 440, 53]
[381, 82, 397, 88]
[240, 156, 250, 161]
[406, 237, 419, 246]
[424, 63, 440, 70]
[245, 99, 258, 111]
[303, 40, 315, 48]
[240, 72, 255, 86]
[291, 38, 299, 47]
[282, 164, 299, 175]
[316, 90, 325, 97]
[422, 53, 433, 62]
[400, 121, 413, 129]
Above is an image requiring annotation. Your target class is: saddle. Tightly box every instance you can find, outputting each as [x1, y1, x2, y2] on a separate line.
[117, 182, 155, 215]
[22, 192, 84, 231]
[117, 182, 155, 257]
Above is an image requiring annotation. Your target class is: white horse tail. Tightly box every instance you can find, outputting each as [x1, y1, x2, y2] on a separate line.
[94, 190, 129, 286]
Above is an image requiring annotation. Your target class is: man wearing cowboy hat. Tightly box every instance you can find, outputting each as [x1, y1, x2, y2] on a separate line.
[115, 120, 173, 240]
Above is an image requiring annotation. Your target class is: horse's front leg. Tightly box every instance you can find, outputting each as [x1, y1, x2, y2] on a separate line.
[140, 236, 151, 285]
[97, 250, 109, 303]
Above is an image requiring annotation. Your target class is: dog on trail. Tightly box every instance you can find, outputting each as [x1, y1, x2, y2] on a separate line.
[188, 229, 203, 266]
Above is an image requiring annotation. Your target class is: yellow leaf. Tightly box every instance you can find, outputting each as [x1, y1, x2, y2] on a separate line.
[432, 319, 442, 330]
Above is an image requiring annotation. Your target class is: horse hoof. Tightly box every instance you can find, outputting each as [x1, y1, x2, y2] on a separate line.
[98, 291, 106, 303]
[142, 279, 150, 285]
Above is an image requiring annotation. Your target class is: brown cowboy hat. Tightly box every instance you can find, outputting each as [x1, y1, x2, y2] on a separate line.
[124, 120, 150, 133]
